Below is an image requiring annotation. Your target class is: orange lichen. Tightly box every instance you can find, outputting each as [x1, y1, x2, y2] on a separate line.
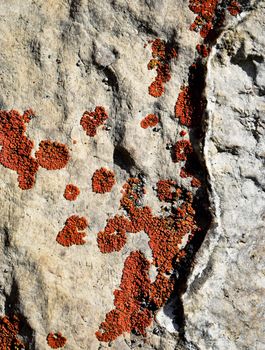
[227, 1, 241, 16]
[56, 215, 88, 247]
[64, 184, 80, 201]
[189, 0, 219, 39]
[175, 61, 206, 127]
[147, 39, 177, 97]
[172, 140, 193, 162]
[175, 86, 193, 126]
[156, 180, 182, 202]
[0, 109, 39, 189]
[150, 272, 174, 308]
[191, 177, 202, 187]
[180, 130, 187, 137]
[96, 177, 199, 340]
[96, 251, 152, 342]
[196, 43, 210, 57]
[0, 315, 25, 350]
[140, 114, 159, 129]
[97, 215, 132, 253]
[35, 140, 70, 170]
[47, 332, 67, 349]
[80, 106, 108, 137]
[92, 167, 115, 193]
[148, 79, 165, 98]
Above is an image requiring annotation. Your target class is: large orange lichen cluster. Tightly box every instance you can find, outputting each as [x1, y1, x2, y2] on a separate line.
[156, 179, 182, 202]
[96, 251, 152, 342]
[47, 332, 67, 349]
[140, 114, 159, 129]
[63, 184, 80, 201]
[92, 167, 115, 193]
[0, 109, 39, 189]
[0, 315, 25, 350]
[56, 215, 88, 247]
[96, 177, 198, 340]
[147, 39, 177, 98]
[35, 140, 70, 170]
[80, 106, 108, 137]
[173, 140, 193, 162]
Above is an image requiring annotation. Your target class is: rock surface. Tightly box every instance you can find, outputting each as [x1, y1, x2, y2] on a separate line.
[184, 3, 265, 349]
[0, 1, 264, 350]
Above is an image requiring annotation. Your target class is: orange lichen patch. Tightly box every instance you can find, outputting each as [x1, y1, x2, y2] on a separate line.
[80, 106, 108, 137]
[92, 167, 115, 193]
[0, 109, 39, 190]
[180, 130, 187, 137]
[180, 167, 192, 178]
[47, 332, 67, 349]
[172, 140, 193, 162]
[150, 272, 174, 308]
[0, 315, 25, 350]
[64, 184, 80, 201]
[56, 215, 88, 247]
[175, 61, 206, 127]
[140, 114, 159, 129]
[191, 177, 202, 187]
[175, 86, 193, 127]
[148, 79, 165, 98]
[96, 251, 152, 342]
[147, 38, 177, 97]
[97, 178, 199, 340]
[196, 43, 210, 57]
[227, 1, 241, 16]
[156, 180, 182, 202]
[97, 215, 132, 253]
[189, 0, 219, 39]
[35, 140, 70, 170]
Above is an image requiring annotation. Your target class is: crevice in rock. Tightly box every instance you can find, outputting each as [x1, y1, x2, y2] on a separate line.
[158, 2, 254, 347]
[113, 145, 136, 174]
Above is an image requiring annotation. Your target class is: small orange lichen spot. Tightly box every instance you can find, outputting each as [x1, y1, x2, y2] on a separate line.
[140, 114, 159, 129]
[0, 315, 25, 350]
[47, 332, 67, 349]
[56, 215, 88, 247]
[80, 106, 108, 137]
[191, 177, 202, 187]
[180, 130, 187, 137]
[196, 43, 209, 57]
[172, 140, 193, 162]
[92, 167, 115, 194]
[64, 184, 80, 201]
[72, 140, 77, 144]
[35, 140, 70, 170]
[227, 1, 241, 16]
[189, 0, 219, 39]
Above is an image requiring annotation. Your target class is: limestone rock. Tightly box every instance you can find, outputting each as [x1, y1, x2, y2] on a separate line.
[0, 1, 263, 350]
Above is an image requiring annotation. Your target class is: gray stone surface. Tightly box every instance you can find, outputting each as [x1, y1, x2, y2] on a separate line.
[0, 1, 264, 350]
[184, 3, 265, 350]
